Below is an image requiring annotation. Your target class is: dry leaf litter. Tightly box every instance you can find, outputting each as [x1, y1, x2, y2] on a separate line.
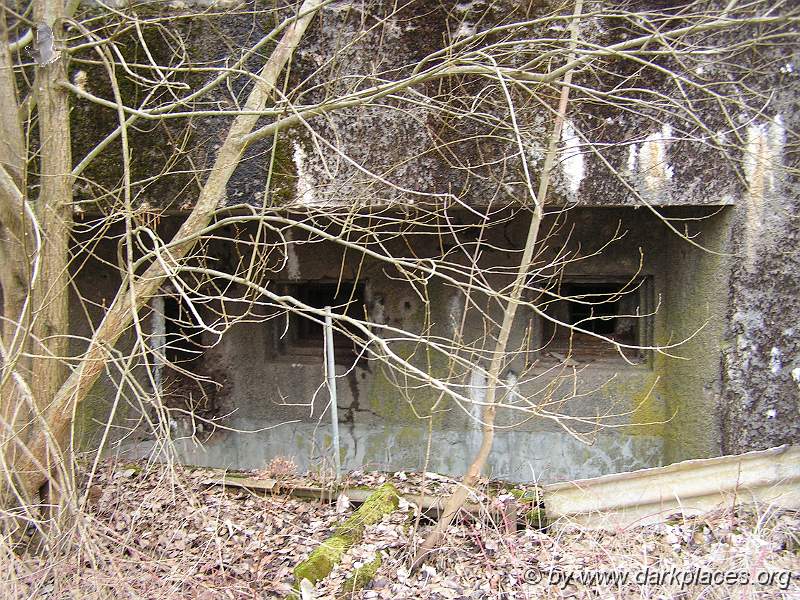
[2, 459, 797, 599]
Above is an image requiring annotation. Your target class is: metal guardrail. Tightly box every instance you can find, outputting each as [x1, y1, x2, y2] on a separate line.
[542, 444, 800, 530]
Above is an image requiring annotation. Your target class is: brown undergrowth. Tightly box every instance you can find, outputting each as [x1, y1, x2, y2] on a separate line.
[1, 459, 797, 599]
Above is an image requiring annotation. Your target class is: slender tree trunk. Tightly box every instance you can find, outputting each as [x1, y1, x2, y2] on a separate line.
[29, 0, 73, 445]
[0, 7, 35, 488]
[7, 0, 324, 504]
[414, 0, 584, 565]
[0, 9, 29, 350]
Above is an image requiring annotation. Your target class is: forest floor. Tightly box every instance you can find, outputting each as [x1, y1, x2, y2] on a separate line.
[3, 458, 799, 599]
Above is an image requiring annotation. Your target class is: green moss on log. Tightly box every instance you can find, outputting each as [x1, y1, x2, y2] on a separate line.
[294, 536, 349, 588]
[293, 483, 399, 590]
[337, 556, 382, 599]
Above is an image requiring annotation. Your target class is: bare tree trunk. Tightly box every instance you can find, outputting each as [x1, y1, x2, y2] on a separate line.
[414, 0, 584, 565]
[0, 7, 35, 486]
[29, 0, 73, 450]
[0, 8, 29, 349]
[7, 0, 324, 504]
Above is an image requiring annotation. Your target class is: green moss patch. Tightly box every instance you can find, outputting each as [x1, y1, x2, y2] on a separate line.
[294, 536, 350, 588]
[507, 487, 547, 529]
[293, 483, 399, 591]
[525, 507, 547, 529]
[337, 556, 382, 599]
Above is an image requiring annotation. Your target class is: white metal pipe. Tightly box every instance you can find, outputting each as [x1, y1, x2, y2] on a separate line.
[324, 306, 341, 480]
[151, 295, 165, 397]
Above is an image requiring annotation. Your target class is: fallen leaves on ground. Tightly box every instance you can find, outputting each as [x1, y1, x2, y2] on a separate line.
[2, 459, 797, 599]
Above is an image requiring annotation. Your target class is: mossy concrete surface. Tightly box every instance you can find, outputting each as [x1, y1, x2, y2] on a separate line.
[658, 207, 733, 463]
[293, 483, 399, 591]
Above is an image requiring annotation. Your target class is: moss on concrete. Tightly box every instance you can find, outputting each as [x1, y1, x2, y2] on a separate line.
[70, 2, 298, 213]
[72, 389, 112, 452]
[366, 284, 455, 428]
[626, 375, 667, 439]
[597, 373, 665, 438]
[69, 12, 201, 212]
[508, 487, 541, 503]
[293, 483, 399, 590]
[364, 346, 451, 460]
[368, 344, 450, 421]
[506, 487, 547, 529]
[656, 208, 732, 464]
[265, 132, 298, 206]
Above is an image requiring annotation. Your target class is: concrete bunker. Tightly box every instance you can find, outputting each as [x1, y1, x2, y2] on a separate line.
[70, 204, 732, 483]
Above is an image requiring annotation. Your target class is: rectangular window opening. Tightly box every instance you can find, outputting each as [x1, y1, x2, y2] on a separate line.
[281, 281, 367, 364]
[163, 294, 205, 366]
[536, 277, 653, 364]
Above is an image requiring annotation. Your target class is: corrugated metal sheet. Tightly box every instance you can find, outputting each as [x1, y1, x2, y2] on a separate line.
[543, 445, 800, 530]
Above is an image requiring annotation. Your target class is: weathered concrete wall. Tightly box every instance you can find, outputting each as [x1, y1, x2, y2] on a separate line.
[285, 0, 743, 210]
[720, 88, 800, 453]
[658, 207, 733, 464]
[87, 206, 735, 482]
[68, 222, 144, 451]
[62, 0, 799, 479]
[68, 0, 744, 212]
